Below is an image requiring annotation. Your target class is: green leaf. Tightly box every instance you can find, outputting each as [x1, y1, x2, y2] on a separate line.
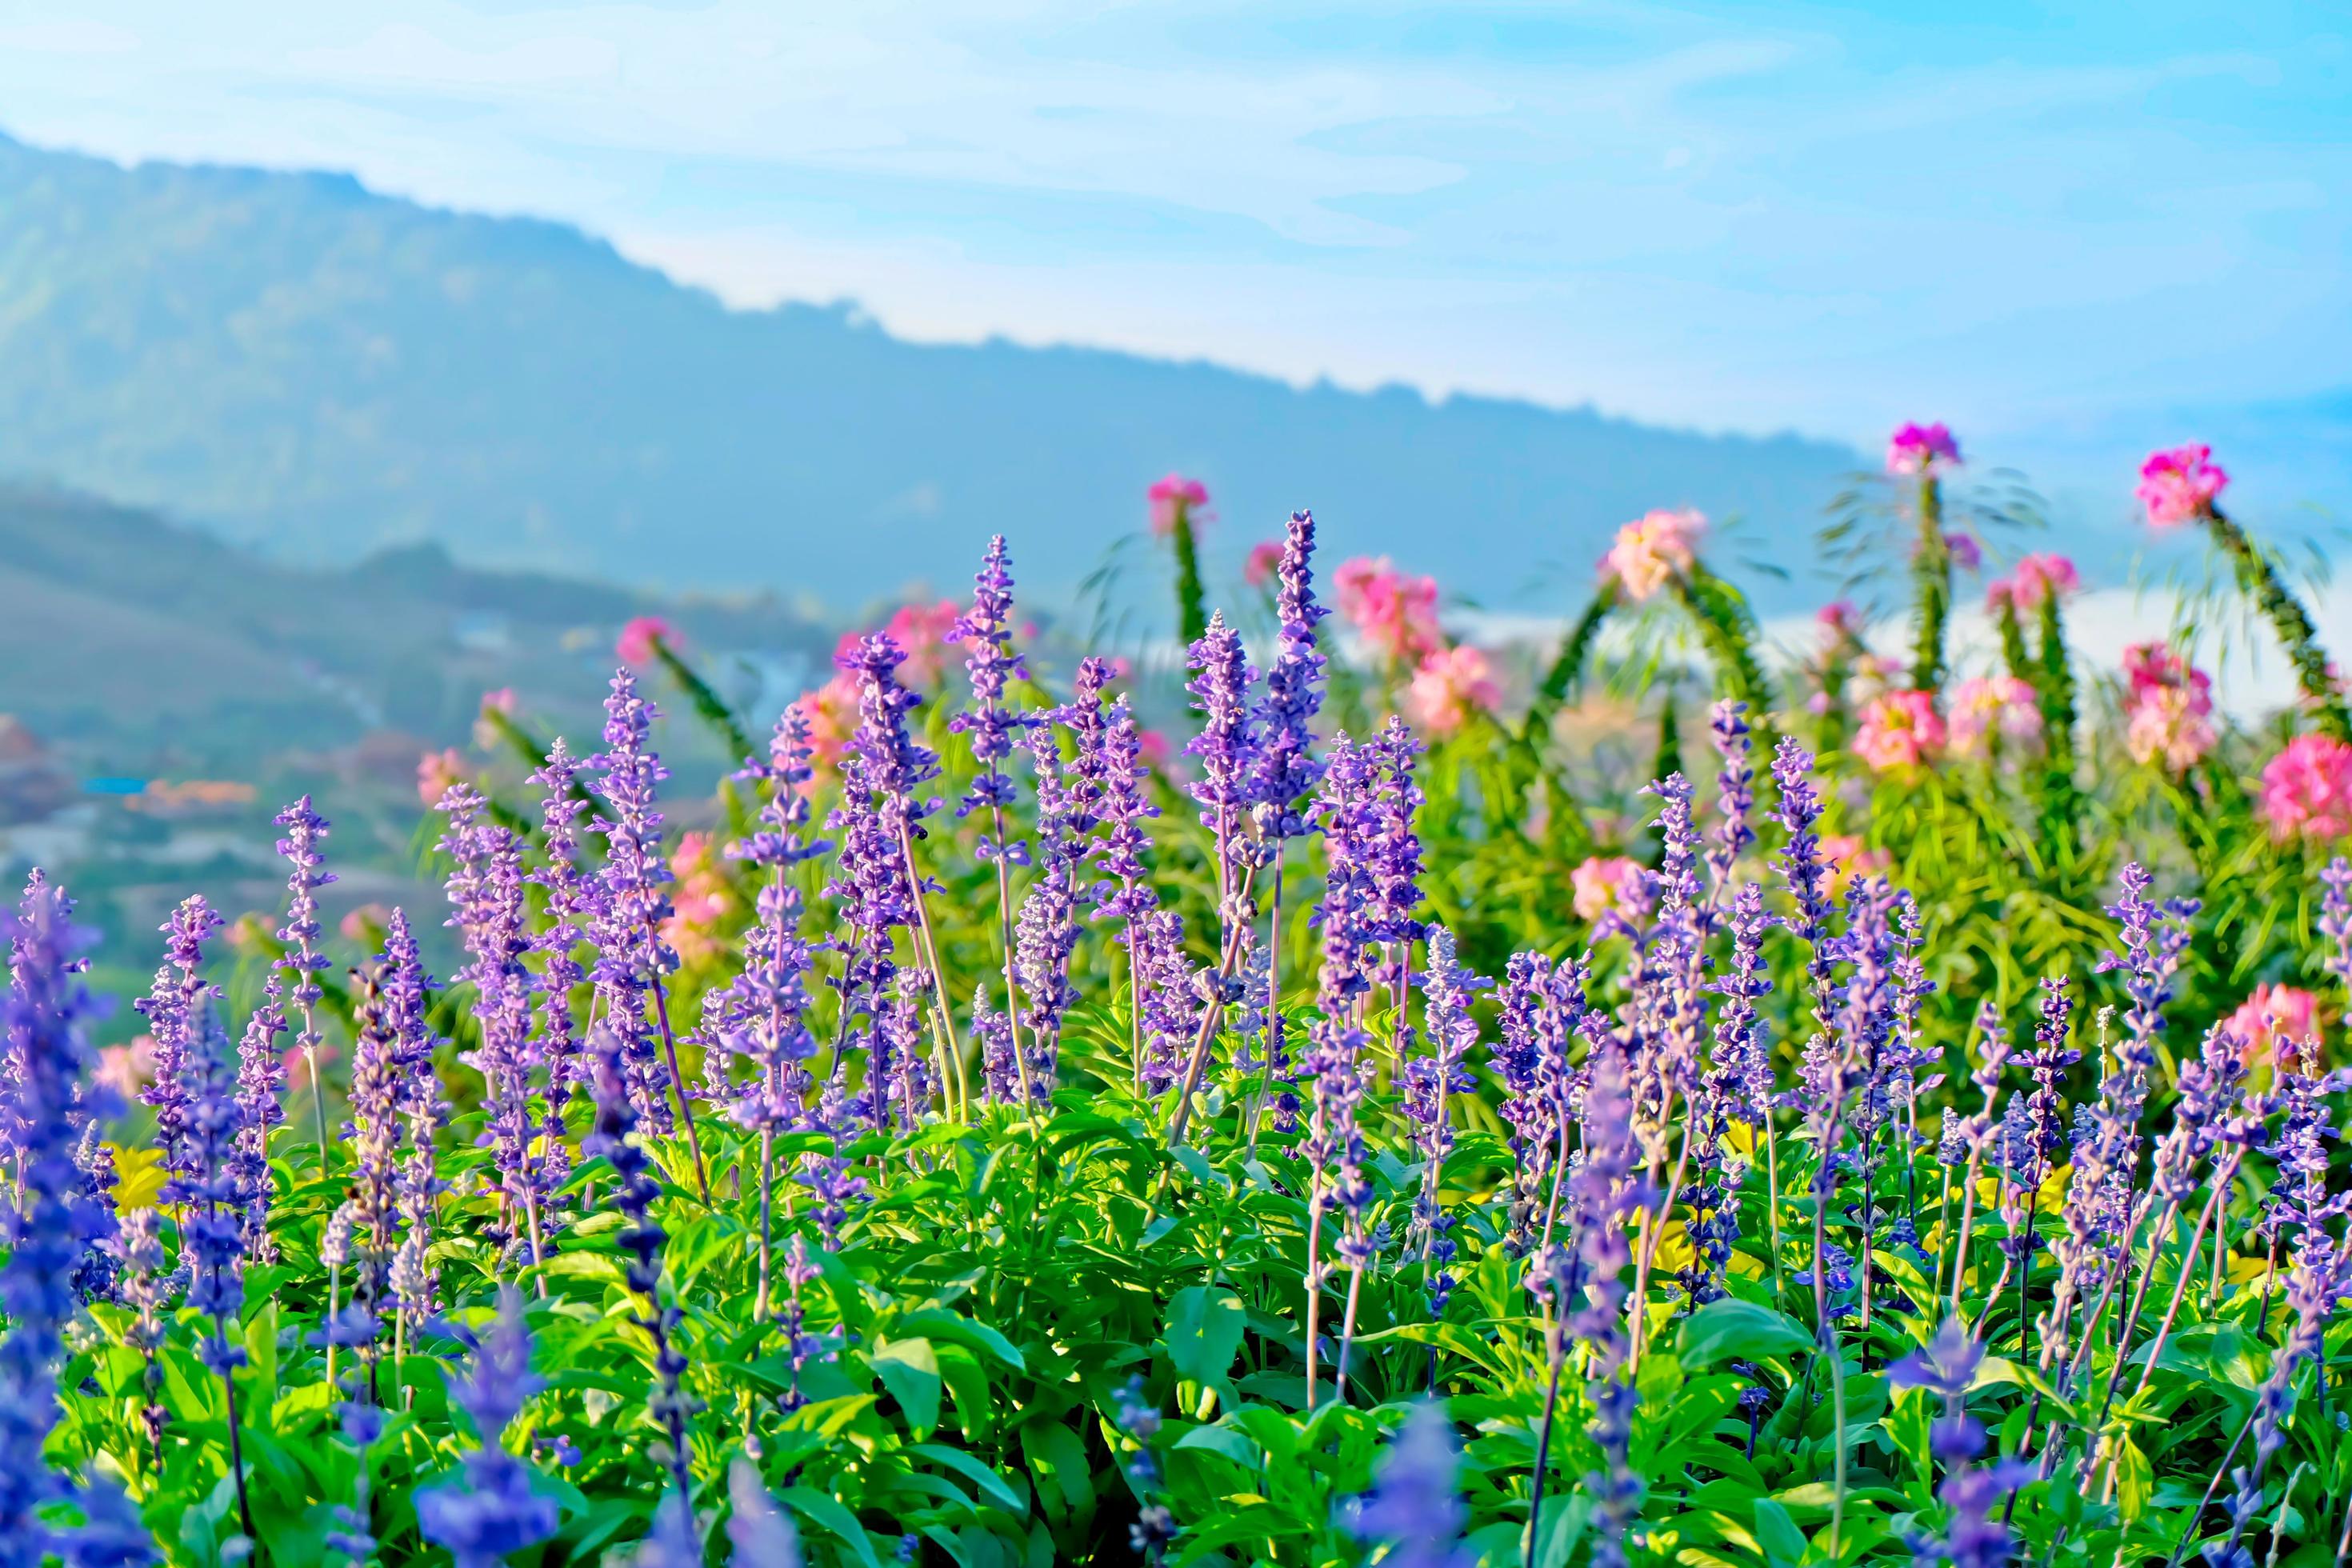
[1678, 1298, 1817, 1368]
[1163, 1286, 1246, 1404]
[1021, 1422, 1094, 1521]
[2114, 1435, 2153, 1522]
[1172, 1423, 1260, 1470]
[782, 1484, 883, 1568]
[907, 1442, 1028, 1516]
[1753, 1497, 1808, 1568]
[871, 1338, 943, 1439]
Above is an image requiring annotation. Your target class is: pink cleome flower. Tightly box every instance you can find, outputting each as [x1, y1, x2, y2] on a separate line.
[1147, 474, 1211, 537]
[1947, 675, 2042, 758]
[2258, 734, 2352, 843]
[881, 600, 962, 688]
[1334, 555, 1443, 662]
[1886, 421, 1962, 476]
[2136, 443, 2228, 528]
[617, 615, 674, 666]
[1854, 690, 1947, 773]
[417, 747, 469, 807]
[1599, 508, 1704, 602]
[2223, 983, 2322, 1063]
[1243, 539, 1284, 588]
[2007, 553, 2080, 611]
[1817, 599, 1861, 640]
[793, 676, 861, 777]
[1821, 833, 1892, 898]
[1406, 645, 1501, 736]
[662, 830, 734, 965]
[2122, 642, 2218, 771]
[1571, 855, 1646, 922]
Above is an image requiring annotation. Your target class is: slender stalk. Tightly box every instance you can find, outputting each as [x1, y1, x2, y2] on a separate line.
[645, 974, 711, 1202]
[987, 801, 1033, 1106]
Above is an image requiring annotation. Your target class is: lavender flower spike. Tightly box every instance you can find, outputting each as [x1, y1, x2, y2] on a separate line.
[1343, 1402, 1471, 1568]
[725, 1458, 806, 1568]
[414, 1287, 560, 1567]
[950, 535, 1037, 1101]
[273, 795, 337, 1162]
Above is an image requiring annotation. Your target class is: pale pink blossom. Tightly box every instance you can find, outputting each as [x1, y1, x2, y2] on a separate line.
[2126, 687, 2218, 771]
[1599, 508, 1704, 602]
[2007, 553, 2080, 610]
[2136, 443, 2228, 527]
[1986, 578, 2017, 614]
[1147, 474, 1211, 536]
[1854, 690, 1947, 773]
[1820, 834, 1891, 898]
[662, 830, 733, 965]
[338, 903, 392, 943]
[97, 1035, 157, 1098]
[617, 615, 674, 666]
[1406, 646, 1500, 735]
[2122, 642, 2213, 712]
[1334, 555, 1443, 662]
[474, 686, 520, 749]
[2258, 734, 2352, 843]
[417, 747, 469, 807]
[1243, 539, 1284, 588]
[794, 677, 860, 776]
[1137, 730, 1174, 770]
[283, 1041, 340, 1086]
[2224, 983, 2322, 1062]
[1886, 421, 1962, 476]
[1948, 675, 2042, 758]
[1571, 855, 1645, 922]
[1817, 600, 1861, 640]
[881, 600, 962, 687]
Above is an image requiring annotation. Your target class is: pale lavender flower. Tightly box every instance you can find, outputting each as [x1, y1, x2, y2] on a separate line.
[1010, 729, 1083, 1098]
[1250, 509, 1327, 835]
[949, 534, 1032, 861]
[1405, 928, 1484, 1315]
[133, 894, 224, 1187]
[1343, 1403, 1470, 1568]
[273, 794, 335, 1121]
[1185, 611, 1258, 935]
[1088, 694, 1161, 923]
[726, 1458, 805, 1568]
[439, 785, 542, 1256]
[415, 1287, 558, 1568]
[230, 978, 288, 1262]
[590, 669, 680, 1132]
[714, 708, 828, 1133]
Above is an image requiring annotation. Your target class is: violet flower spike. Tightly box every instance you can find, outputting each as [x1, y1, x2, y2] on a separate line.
[273, 794, 337, 1162]
[414, 1287, 561, 1568]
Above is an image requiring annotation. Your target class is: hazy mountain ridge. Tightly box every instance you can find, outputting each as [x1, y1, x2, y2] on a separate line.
[0, 130, 1870, 615]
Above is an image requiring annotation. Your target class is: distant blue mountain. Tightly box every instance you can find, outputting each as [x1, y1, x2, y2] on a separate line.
[0, 131, 1877, 621]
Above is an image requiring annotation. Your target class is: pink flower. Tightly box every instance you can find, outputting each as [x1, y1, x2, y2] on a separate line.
[1985, 578, 2016, 614]
[2136, 443, 2228, 527]
[1147, 474, 1211, 537]
[338, 903, 392, 944]
[794, 676, 860, 776]
[1820, 833, 1891, 898]
[2008, 554, 2080, 610]
[97, 1035, 157, 1098]
[1948, 675, 2042, 758]
[1570, 855, 1645, 921]
[2126, 687, 2218, 772]
[282, 1040, 341, 1087]
[662, 830, 733, 964]
[2258, 734, 2352, 843]
[617, 615, 674, 666]
[1854, 690, 1947, 773]
[1944, 533, 1983, 571]
[1243, 539, 1284, 588]
[417, 747, 468, 806]
[882, 599, 961, 687]
[1817, 599, 1861, 640]
[474, 687, 520, 749]
[1886, 421, 1962, 476]
[2123, 642, 2212, 710]
[2223, 983, 2322, 1062]
[1137, 729, 1174, 770]
[1406, 646, 1500, 735]
[1599, 508, 1704, 602]
[1334, 555, 1443, 662]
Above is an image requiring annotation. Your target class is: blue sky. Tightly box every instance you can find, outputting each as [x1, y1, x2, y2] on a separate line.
[0, 0, 2343, 454]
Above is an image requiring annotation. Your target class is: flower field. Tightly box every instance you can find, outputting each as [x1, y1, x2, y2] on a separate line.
[9, 433, 2352, 1567]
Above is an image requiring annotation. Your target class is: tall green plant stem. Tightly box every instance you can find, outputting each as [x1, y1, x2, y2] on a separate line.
[1910, 475, 1950, 690]
[2205, 505, 2352, 741]
[1170, 506, 1208, 646]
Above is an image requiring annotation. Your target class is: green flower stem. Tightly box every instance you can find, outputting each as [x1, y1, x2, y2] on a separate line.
[1910, 475, 1950, 691]
[1170, 506, 1208, 645]
[2205, 505, 2351, 741]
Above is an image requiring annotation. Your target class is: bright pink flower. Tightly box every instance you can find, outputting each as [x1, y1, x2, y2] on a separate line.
[1599, 508, 1704, 602]
[338, 903, 392, 943]
[1570, 855, 1645, 922]
[2136, 443, 2228, 527]
[1854, 690, 1947, 773]
[2122, 642, 2212, 711]
[1886, 421, 1962, 476]
[417, 747, 468, 807]
[1334, 555, 1443, 662]
[2008, 554, 2080, 610]
[1820, 833, 1891, 898]
[1948, 675, 2042, 758]
[2224, 983, 2322, 1062]
[2259, 734, 2352, 842]
[1147, 474, 1211, 536]
[617, 615, 674, 666]
[1243, 539, 1284, 588]
[1137, 729, 1174, 770]
[882, 599, 961, 686]
[1985, 578, 2016, 614]
[1817, 599, 1861, 639]
[481, 686, 518, 715]
[2126, 687, 2218, 772]
[282, 1040, 340, 1086]
[1406, 645, 1500, 736]
[662, 830, 733, 965]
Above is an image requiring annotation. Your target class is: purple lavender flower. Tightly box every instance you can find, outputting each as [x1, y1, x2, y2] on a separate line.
[1771, 738, 1838, 1029]
[1556, 1036, 1647, 1568]
[230, 977, 288, 1263]
[1343, 1403, 1470, 1568]
[1365, 718, 1427, 1014]
[440, 785, 545, 1263]
[589, 668, 683, 1135]
[1406, 928, 1485, 1316]
[415, 1287, 559, 1568]
[794, 1154, 870, 1254]
[1185, 610, 1259, 938]
[1088, 694, 1161, 923]
[273, 796, 335, 1157]
[948, 534, 1031, 854]
[1010, 729, 1083, 1099]
[0, 874, 138, 1563]
[133, 894, 224, 1187]
[774, 1233, 839, 1411]
[725, 1457, 806, 1568]
[1706, 698, 1756, 900]
[1250, 509, 1327, 835]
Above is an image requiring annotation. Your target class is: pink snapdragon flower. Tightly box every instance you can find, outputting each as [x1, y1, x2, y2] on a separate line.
[2136, 444, 2228, 527]
[1599, 508, 1704, 602]
[2224, 983, 2321, 1062]
[2007, 554, 2080, 611]
[1948, 675, 2042, 758]
[1147, 474, 1210, 536]
[1854, 690, 1947, 773]
[2259, 735, 2352, 843]
[1243, 539, 1284, 588]
[417, 747, 469, 807]
[1886, 421, 1962, 476]
[1334, 555, 1443, 662]
[617, 615, 674, 666]
[1570, 855, 1645, 922]
[1406, 645, 1501, 735]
